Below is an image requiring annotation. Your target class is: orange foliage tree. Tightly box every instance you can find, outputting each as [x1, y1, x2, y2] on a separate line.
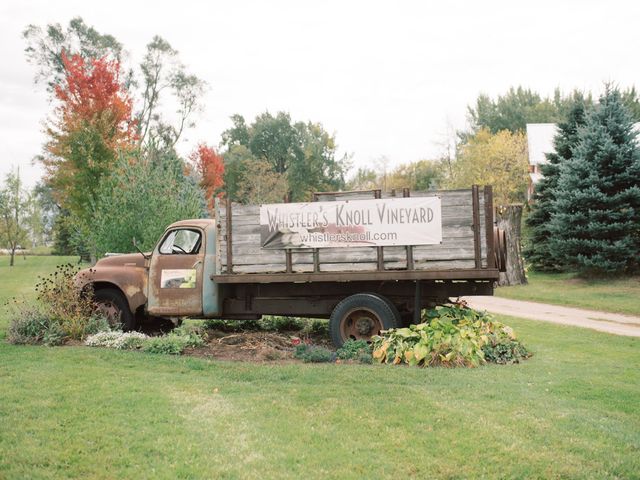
[43, 51, 136, 223]
[188, 143, 224, 214]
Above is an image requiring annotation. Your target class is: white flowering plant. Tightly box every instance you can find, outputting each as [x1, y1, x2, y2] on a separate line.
[85, 331, 149, 350]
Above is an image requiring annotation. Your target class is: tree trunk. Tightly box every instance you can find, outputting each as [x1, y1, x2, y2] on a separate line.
[9, 245, 15, 267]
[496, 205, 527, 286]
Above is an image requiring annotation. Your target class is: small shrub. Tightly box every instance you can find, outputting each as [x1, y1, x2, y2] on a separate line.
[483, 337, 530, 364]
[259, 316, 305, 332]
[203, 319, 260, 332]
[173, 324, 207, 347]
[84, 315, 111, 336]
[35, 263, 101, 340]
[358, 352, 374, 364]
[294, 344, 335, 363]
[305, 319, 329, 336]
[336, 339, 371, 360]
[7, 306, 52, 345]
[43, 322, 67, 347]
[7, 263, 110, 345]
[143, 334, 190, 355]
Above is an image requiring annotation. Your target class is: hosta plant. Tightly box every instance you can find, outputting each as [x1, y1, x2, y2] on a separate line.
[372, 304, 529, 368]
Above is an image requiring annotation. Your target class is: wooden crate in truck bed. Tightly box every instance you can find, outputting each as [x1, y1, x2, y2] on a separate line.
[213, 186, 499, 282]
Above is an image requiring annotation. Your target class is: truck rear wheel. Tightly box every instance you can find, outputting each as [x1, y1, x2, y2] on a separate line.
[329, 293, 400, 347]
[94, 288, 136, 331]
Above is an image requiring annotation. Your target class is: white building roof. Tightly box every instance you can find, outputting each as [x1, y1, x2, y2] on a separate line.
[526, 123, 557, 166]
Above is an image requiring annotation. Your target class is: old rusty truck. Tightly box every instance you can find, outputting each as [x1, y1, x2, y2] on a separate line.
[77, 186, 506, 346]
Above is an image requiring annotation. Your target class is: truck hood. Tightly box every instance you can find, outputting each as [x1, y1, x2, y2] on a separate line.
[95, 253, 148, 268]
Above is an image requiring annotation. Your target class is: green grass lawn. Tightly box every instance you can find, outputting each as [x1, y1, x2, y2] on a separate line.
[1, 257, 639, 479]
[496, 271, 640, 316]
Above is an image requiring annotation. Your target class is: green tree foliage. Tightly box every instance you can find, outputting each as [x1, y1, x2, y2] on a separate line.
[222, 112, 348, 202]
[524, 96, 589, 271]
[387, 160, 445, 192]
[347, 160, 445, 192]
[24, 18, 209, 259]
[620, 87, 640, 121]
[137, 36, 207, 155]
[549, 87, 640, 275]
[446, 128, 529, 205]
[87, 153, 206, 257]
[22, 17, 123, 92]
[236, 160, 288, 205]
[467, 87, 564, 134]
[465, 87, 600, 137]
[0, 169, 31, 266]
[32, 182, 57, 246]
[346, 167, 379, 190]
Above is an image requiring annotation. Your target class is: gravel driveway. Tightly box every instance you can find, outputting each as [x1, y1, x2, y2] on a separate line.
[462, 296, 640, 337]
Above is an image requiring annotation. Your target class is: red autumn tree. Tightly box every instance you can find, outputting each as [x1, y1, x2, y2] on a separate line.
[189, 143, 225, 214]
[44, 51, 136, 223]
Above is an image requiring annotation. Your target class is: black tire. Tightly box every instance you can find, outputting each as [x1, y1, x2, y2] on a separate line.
[94, 288, 136, 330]
[329, 293, 400, 348]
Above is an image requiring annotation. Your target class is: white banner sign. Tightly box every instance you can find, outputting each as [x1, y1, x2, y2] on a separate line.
[260, 196, 442, 249]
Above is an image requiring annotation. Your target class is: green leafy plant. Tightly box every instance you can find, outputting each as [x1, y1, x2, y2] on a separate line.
[7, 306, 53, 345]
[358, 352, 374, 364]
[293, 344, 335, 363]
[372, 304, 530, 368]
[336, 339, 371, 360]
[203, 319, 261, 332]
[483, 336, 530, 364]
[143, 334, 191, 355]
[173, 324, 207, 347]
[43, 322, 67, 347]
[304, 319, 329, 336]
[259, 316, 305, 332]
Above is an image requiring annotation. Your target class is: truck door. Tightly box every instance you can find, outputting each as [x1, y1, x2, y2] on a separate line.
[147, 227, 204, 317]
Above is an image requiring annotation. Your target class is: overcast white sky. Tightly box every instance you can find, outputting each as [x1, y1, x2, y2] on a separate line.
[1, 0, 638, 187]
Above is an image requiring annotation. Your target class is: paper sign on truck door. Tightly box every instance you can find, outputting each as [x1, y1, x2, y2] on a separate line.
[260, 196, 442, 249]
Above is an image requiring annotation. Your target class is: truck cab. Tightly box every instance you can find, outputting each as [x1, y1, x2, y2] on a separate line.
[78, 219, 220, 330]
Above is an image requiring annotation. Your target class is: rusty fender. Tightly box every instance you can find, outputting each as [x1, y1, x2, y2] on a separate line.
[76, 258, 149, 315]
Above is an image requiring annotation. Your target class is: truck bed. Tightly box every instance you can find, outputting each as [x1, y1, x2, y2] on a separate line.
[213, 186, 498, 284]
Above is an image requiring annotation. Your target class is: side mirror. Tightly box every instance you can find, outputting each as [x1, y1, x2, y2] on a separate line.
[132, 237, 150, 260]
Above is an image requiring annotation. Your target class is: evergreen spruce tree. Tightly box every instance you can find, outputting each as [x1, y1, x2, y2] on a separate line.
[549, 87, 640, 275]
[525, 96, 588, 271]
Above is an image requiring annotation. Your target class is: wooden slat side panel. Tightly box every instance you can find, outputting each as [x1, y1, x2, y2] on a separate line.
[218, 189, 480, 274]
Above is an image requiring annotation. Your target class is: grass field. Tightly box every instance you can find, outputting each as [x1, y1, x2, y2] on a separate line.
[1, 256, 639, 479]
[496, 271, 640, 316]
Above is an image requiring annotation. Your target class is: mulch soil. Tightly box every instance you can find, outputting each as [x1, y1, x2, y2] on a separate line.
[184, 329, 334, 363]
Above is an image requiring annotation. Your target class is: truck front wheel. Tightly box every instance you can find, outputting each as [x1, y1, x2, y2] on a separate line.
[329, 293, 400, 347]
[94, 288, 136, 331]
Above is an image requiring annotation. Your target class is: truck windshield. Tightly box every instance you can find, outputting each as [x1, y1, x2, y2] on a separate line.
[159, 229, 201, 255]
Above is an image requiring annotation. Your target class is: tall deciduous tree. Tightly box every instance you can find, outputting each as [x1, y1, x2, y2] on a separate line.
[189, 144, 225, 215]
[464, 87, 599, 139]
[446, 128, 529, 285]
[524, 95, 589, 271]
[236, 161, 288, 205]
[43, 52, 136, 228]
[446, 128, 529, 206]
[550, 87, 640, 275]
[137, 36, 206, 156]
[23, 17, 123, 92]
[0, 169, 30, 266]
[222, 112, 348, 202]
